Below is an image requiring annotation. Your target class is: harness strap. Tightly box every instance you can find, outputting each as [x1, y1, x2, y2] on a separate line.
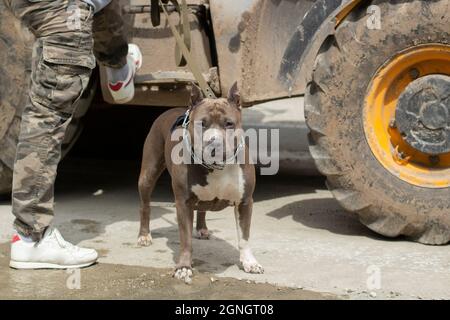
[172, 0, 191, 67]
[150, 0, 161, 26]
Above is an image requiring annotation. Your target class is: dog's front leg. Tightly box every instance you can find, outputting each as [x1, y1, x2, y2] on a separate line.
[174, 200, 194, 283]
[234, 199, 264, 274]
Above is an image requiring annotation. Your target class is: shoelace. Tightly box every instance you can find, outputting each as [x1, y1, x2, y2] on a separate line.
[51, 229, 80, 252]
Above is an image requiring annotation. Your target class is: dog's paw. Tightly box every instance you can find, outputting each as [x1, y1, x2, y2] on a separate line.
[195, 228, 210, 240]
[173, 267, 193, 284]
[242, 261, 264, 274]
[137, 234, 152, 247]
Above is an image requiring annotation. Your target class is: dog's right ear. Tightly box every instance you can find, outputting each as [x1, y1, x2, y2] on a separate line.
[189, 84, 204, 108]
[227, 81, 241, 109]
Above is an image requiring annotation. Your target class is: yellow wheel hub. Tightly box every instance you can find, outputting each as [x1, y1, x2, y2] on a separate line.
[364, 44, 450, 188]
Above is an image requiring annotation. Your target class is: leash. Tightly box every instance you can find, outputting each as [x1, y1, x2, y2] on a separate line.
[180, 110, 246, 170]
[159, 0, 217, 99]
[158, 1, 242, 169]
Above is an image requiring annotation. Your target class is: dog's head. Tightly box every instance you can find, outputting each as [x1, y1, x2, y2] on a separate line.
[188, 82, 242, 164]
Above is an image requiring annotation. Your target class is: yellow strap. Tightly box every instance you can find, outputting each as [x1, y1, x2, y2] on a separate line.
[159, 0, 217, 99]
[171, 0, 191, 67]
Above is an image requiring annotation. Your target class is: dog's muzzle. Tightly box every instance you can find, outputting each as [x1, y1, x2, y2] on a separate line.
[180, 110, 245, 170]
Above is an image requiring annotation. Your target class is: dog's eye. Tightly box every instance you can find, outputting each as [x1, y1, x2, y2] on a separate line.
[225, 121, 235, 128]
[195, 120, 207, 129]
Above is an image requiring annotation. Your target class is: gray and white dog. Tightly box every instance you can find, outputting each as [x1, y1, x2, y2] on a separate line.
[137, 83, 263, 283]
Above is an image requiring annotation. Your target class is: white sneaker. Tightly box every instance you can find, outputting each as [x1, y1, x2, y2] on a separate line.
[10, 228, 98, 269]
[107, 43, 143, 104]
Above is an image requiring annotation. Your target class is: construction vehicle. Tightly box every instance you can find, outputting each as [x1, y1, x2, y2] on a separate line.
[1, 0, 449, 244]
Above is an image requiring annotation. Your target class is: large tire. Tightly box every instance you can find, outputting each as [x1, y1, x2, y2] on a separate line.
[305, 0, 450, 244]
[0, 6, 95, 195]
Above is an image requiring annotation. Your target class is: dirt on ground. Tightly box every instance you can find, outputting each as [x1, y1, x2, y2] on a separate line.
[0, 244, 336, 300]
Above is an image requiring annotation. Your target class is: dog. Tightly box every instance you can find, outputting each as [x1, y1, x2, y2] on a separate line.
[137, 82, 263, 283]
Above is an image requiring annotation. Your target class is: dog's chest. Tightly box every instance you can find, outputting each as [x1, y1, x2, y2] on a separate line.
[191, 165, 245, 205]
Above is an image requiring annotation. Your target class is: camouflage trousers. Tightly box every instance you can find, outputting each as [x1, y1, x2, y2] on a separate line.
[5, 0, 128, 240]
[93, 0, 128, 68]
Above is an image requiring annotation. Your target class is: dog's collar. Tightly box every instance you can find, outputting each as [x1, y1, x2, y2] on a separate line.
[181, 110, 245, 171]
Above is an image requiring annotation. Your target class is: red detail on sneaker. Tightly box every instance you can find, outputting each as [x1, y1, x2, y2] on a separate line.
[11, 234, 20, 243]
[108, 82, 124, 92]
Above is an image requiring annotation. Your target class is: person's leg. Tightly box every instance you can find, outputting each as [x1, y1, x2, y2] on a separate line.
[8, 0, 95, 241]
[93, 0, 142, 103]
[93, 0, 128, 69]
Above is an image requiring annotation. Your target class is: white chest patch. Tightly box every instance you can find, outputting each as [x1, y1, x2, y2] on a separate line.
[191, 165, 245, 204]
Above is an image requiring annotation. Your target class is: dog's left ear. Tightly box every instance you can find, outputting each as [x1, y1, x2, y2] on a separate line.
[190, 84, 204, 108]
[227, 81, 241, 109]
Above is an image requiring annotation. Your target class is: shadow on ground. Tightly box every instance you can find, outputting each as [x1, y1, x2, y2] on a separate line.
[0, 244, 334, 300]
[0, 157, 389, 263]
[45, 157, 239, 274]
[267, 198, 386, 240]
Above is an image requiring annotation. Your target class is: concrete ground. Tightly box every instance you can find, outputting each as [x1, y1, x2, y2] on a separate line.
[1, 158, 449, 300]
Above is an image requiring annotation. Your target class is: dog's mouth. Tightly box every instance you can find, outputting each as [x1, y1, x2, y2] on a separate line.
[199, 138, 243, 166]
[202, 143, 227, 164]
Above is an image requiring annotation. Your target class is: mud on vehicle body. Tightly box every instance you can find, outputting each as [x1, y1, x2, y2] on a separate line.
[1, 0, 449, 244]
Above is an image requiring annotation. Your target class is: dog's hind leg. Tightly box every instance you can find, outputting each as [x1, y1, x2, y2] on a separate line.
[195, 211, 210, 240]
[137, 130, 166, 246]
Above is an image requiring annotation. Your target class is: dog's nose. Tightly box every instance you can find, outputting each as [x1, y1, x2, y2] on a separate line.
[203, 128, 223, 146]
